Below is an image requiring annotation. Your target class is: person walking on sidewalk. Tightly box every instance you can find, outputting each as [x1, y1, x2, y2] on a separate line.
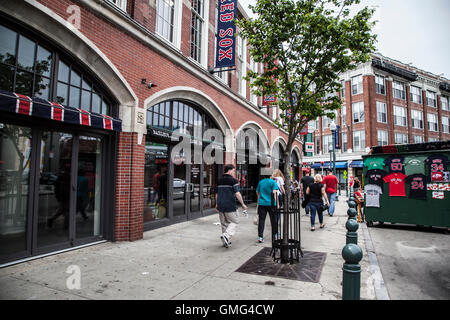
[306, 174, 329, 231]
[300, 171, 314, 215]
[256, 174, 279, 243]
[271, 169, 285, 208]
[322, 169, 339, 216]
[215, 164, 247, 248]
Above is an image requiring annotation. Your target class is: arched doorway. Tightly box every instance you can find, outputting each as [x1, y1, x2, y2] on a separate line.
[144, 99, 225, 229]
[271, 138, 287, 175]
[235, 124, 270, 204]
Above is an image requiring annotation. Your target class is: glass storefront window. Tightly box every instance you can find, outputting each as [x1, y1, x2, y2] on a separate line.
[144, 140, 168, 222]
[0, 123, 32, 257]
[76, 136, 103, 239]
[38, 132, 72, 248]
[0, 22, 114, 117]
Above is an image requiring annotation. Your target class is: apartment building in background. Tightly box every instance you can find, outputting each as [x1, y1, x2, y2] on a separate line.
[303, 52, 450, 188]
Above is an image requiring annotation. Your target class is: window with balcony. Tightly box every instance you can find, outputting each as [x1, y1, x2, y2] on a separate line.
[411, 109, 424, 129]
[426, 91, 436, 107]
[375, 74, 385, 95]
[392, 81, 406, 100]
[427, 113, 438, 131]
[376, 101, 387, 123]
[351, 75, 363, 95]
[377, 130, 388, 146]
[394, 133, 408, 145]
[393, 105, 407, 127]
[352, 101, 364, 123]
[410, 86, 422, 104]
[352, 130, 365, 151]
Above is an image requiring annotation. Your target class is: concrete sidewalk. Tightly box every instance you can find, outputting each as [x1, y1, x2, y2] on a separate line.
[0, 196, 378, 300]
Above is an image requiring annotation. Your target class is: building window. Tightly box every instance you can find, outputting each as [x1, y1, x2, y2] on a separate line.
[426, 91, 436, 107]
[352, 130, 365, 151]
[394, 133, 408, 145]
[428, 137, 439, 142]
[411, 109, 424, 129]
[322, 115, 332, 129]
[427, 113, 438, 132]
[156, 0, 175, 43]
[249, 59, 258, 105]
[342, 132, 347, 152]
[410, 86, 422, 104]
[375, 74, 385, 95]
[237, 35, 246, 96]
[441, 96, 449, 111]
[315, 135, 320, 154]
[341, 106, 346, 126]
[351, 75, 363, 95]
[0, 24, 112, 115]
[393, 105, 407, 127]
[352, 101, 364, 123]
[308, 120, 316, 131]
[376, 101, 387, 123]
[190, 0, 204, 63]
[442, 116, 449, 133]
[413, 135, 424, 143]
[340, 79, 346, 98]
[392, 80, 406, 100]
[108, 0, 127, 11]
[377, 130, 388, 146]
[322, 135, 332, 154]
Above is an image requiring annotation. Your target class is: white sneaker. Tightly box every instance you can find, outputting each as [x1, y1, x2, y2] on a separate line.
[220, 234, 231, 248]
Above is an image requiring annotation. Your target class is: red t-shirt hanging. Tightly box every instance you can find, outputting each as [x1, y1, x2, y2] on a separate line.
[383, 173, 407, 197]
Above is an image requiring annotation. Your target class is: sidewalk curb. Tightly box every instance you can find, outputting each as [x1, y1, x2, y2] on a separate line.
[361, 223, 390, 300]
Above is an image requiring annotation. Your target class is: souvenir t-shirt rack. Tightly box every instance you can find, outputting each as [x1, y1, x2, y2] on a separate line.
[362, 141, 450, 228]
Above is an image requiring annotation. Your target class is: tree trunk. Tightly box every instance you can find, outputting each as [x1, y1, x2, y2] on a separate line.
[280, 141, 293, 263]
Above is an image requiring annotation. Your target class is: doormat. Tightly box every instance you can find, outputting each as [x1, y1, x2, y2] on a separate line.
[235, 247, 327, 283]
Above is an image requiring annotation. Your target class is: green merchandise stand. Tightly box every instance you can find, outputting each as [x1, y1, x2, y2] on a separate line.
[363, 142, 450, 229]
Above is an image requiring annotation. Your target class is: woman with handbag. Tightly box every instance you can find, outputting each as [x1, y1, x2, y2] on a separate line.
[306, 174, 330, 231]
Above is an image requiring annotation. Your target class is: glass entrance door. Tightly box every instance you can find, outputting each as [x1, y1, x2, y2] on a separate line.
[0, 123, 32, 261]
[171, 147, 202, 220]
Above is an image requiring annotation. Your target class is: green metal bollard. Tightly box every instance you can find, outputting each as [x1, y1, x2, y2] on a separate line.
[342, 243, 363, 300]
[346, 218, 359, 244]
[347, 207, 357, 220]
[348, 201, 356, 209]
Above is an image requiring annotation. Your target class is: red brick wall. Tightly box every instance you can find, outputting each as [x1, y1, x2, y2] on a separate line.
[30, 0, 300, 241]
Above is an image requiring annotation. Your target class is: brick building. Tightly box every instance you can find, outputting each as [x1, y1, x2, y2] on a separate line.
[0, 0, 302, 266]
[303, 52, 450, 189]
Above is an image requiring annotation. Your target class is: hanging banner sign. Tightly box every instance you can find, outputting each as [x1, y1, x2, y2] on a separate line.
[299, 124, 308, 135]
[215, 0, 236, 68]
[334, 125, 340, 149]
[305, 142, 314, 153]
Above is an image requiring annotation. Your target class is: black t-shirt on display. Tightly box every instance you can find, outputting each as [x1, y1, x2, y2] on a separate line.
[366, 169, 387, 188]
[385, 155, 405, 174]
[405, 174, 428, 200]
[424, 154, 449, 182]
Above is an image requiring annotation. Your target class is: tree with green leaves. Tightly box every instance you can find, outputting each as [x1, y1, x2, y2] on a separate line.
[237, 0, 376, 262]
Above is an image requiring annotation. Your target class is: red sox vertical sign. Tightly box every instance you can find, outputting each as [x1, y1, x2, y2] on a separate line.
[215, 0, 236, 68]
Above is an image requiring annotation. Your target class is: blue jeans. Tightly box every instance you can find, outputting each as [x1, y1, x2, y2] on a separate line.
[326, 192, 336, 216]
[306, 202, 323, 227]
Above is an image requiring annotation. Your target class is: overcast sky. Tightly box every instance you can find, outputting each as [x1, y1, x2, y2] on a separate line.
[239, 0, 450, 79]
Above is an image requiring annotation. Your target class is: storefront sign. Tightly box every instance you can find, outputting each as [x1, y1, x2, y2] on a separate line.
[305, 142, 314, 153]
[215, 0, 236, 68]
[149, 128, 171, 139]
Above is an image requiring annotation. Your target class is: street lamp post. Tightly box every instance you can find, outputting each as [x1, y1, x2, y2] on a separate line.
[330, 121, 338, 201]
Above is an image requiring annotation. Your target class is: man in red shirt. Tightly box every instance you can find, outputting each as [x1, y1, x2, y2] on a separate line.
[323, 169, 339, 216]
